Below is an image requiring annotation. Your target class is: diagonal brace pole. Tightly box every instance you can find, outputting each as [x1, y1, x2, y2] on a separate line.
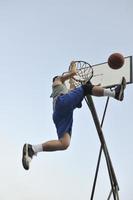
[89, 97, 110, 200]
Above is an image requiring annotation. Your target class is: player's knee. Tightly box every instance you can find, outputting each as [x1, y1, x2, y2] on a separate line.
[62, 141, 70, 150]
[82, 81, 94, 96]
[60, 139, 70, 150]
[60, 133, 71, 150]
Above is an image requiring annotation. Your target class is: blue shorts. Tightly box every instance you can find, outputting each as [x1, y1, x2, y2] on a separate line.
[53, 86, 84, 139]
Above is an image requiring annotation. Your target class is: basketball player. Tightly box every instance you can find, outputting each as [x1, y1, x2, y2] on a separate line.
[22, 61, 126, 170]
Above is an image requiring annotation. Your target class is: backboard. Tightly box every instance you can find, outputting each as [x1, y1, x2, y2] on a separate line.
[65, 56, 133, 89]
[91, 56, 133, 88]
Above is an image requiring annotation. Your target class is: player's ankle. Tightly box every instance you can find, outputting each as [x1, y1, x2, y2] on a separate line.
[32, 144, 43, 154]
[103, 89, 115, 98]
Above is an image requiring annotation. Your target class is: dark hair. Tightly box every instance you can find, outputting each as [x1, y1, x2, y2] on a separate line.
[52, 76, 59, 82]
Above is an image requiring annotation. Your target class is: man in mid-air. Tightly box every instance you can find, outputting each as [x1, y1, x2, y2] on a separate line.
[22, 61, 126, 170]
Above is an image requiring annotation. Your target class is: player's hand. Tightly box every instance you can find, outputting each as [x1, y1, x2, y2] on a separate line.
[70, 61, 77, 75]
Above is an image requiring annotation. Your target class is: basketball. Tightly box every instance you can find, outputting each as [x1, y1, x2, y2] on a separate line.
[108, 53, 125, 69]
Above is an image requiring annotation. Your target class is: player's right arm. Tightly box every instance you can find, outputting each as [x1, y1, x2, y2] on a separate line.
[60, 61, 77, 83]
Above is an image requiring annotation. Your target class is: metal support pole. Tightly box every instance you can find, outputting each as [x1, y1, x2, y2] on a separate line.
[85, 95, 119, 200]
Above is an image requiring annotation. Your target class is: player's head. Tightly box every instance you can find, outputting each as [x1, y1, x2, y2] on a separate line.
[52, 76, 59, 82]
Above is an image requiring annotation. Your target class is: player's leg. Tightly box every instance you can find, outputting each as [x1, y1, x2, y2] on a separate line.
[22, 133, 70, 170]
[41, 133, 71, 151]
[83, 77, 126, 101]
[92, 86, 113, 97]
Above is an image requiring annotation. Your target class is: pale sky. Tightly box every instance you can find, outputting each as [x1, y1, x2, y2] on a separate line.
[0, 0, 133, 200]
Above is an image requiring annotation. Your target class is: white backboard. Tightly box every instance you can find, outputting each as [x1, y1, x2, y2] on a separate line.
[65, 56, 133, 89]
[91, 56, 133, 88]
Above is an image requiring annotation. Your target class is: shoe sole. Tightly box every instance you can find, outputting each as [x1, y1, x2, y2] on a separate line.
[118, 77, 126, 101]
[22, 144, 30, 170]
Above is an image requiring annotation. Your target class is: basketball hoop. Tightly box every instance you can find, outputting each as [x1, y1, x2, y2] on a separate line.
[69, 61, 93, 87]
